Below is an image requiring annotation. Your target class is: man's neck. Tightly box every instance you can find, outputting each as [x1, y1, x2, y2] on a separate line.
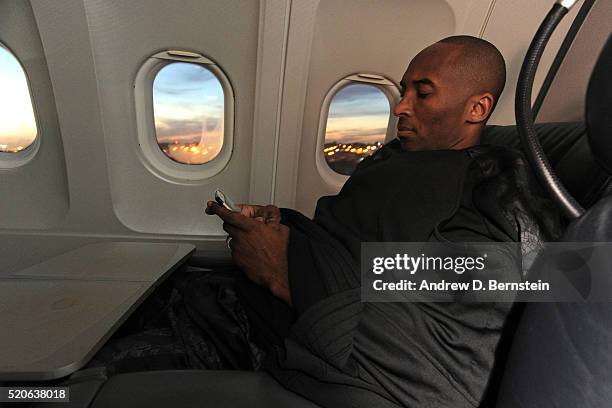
[449, 127, 483, 149]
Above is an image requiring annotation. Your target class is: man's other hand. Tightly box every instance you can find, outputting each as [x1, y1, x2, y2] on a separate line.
[206, 201, 291, 305]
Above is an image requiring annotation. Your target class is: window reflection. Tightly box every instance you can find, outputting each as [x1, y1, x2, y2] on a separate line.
[153, 62, 224, 165]
[324, 84, 389, 175]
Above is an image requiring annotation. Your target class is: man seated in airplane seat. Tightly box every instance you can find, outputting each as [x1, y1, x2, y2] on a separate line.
[203, 35, 562, 408]
[90, 36, 561, 408]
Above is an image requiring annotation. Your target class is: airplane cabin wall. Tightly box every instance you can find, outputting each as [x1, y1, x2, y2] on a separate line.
[80, 0, 259, 235]
[7, 0, 261, 240]
[0, 1, 69, 229]
[1, 0, 263, 269]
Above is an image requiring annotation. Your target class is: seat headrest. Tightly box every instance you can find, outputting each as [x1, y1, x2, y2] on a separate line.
[482, 123, 611, 209]
[586, 34, 612, 174]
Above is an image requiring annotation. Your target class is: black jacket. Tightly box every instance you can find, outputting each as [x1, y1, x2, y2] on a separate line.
[266, 140, 562, 408]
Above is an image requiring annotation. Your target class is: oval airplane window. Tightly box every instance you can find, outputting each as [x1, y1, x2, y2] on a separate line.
[319, 76, 398, 180]
[135, 50, 234, 182]
[324, 84, 389, 175]
[0, 44, 37, 157]
[153, 62, 224, 165]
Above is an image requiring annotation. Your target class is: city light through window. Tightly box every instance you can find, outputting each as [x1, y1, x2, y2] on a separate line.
[153, 62, 224, 165]
[0, 46, 37, 153]
[324, 84, 390, 175]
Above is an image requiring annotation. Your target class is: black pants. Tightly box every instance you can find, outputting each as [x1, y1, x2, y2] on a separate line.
[87, 266, 295, 375]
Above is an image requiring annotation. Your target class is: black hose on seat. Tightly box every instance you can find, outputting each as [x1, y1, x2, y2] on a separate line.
[515, 2, 585, 220]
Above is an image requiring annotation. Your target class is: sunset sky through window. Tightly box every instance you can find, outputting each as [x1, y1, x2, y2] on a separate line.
[153, 62, 224, 164]
[326, 84, 390, 145]
[0, 46, 37, 152]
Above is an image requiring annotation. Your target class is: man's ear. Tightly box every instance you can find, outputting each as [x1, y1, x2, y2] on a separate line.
[466, 93, 495, 124]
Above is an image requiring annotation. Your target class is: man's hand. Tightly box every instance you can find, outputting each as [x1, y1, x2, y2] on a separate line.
[205, 201, 291, 305]
[235, 204, 282, 225]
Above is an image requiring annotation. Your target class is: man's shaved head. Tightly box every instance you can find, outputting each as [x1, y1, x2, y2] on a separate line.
[437, 35, 506, 103]
[394, 35, 506, 151]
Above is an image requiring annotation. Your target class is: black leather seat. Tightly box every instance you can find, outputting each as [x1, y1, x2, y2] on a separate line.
[496, 200, 612, 408]
[482, 122, 611, 209]
[496, 35, 612, 408]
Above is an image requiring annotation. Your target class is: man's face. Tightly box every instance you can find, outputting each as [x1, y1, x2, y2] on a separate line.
[394, 43, 472, 151]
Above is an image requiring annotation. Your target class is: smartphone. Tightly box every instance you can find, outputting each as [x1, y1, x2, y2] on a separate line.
[214, 189, 241, 212]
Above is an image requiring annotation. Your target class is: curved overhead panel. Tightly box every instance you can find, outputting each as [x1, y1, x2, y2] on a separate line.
[84, 0, 259, 235]
[294, 0, 455, 216]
